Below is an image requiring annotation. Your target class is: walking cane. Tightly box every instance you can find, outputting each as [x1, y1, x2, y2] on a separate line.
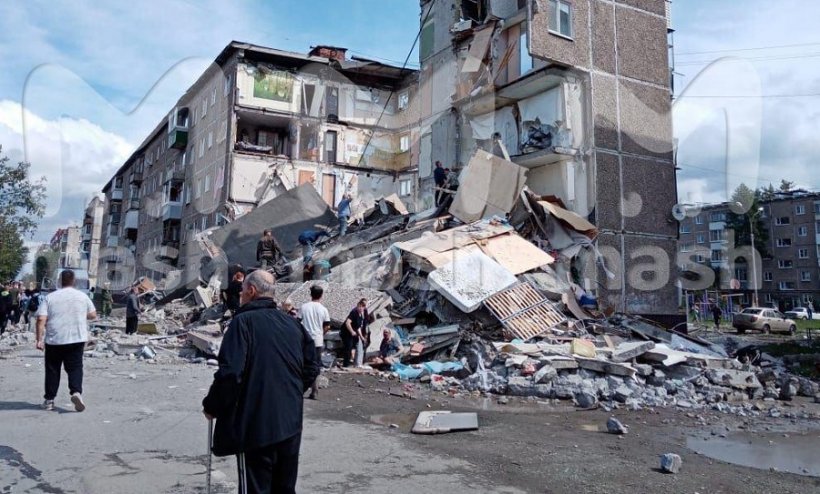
[206, 418, 214, 494]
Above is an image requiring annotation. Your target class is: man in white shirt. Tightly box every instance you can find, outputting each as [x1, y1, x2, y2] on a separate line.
[36, 270, 97, 412]
[299, 285, 330, 400]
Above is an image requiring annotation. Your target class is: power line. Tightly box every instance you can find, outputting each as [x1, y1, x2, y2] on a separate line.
[676, 51, 820, 66]
[676, 41, 820, 56]
[357, 0, 434, 166]
[677, 163, 820, 189]
[678, 92, 820, 99]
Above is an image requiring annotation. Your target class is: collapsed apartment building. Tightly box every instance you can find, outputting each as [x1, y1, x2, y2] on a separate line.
[98, 0, 679, 324]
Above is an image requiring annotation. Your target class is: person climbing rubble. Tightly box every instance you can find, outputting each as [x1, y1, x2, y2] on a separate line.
[336, 193, 353, 236]
[256, 229, 283, 270]
[297, 228, 330, 263]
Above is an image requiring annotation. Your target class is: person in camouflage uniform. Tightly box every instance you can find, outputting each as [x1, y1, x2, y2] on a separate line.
[100, 283, 113, 318]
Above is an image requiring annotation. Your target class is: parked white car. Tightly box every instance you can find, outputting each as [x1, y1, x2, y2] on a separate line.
[783, 307, 818, 320]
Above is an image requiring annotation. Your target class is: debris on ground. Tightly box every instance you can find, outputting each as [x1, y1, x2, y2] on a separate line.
[411, 411, 479, 434]
[659, 453, 683, 474]
[3, 157, 818, 422]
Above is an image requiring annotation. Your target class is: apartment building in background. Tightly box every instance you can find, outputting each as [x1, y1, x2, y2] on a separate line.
[97, 0, 678, 324]
[81, 196, 105, 287]
[419, 0, 678, 322]
[99, 42, 421, 287]
[50, 226, 83, 270]
[678, 190, 820, 311]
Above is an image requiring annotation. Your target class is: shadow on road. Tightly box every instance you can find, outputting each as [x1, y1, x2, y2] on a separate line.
[0, 401, 41, 411]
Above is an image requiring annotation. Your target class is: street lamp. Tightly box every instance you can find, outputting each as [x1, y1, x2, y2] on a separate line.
[736, 202, 764, 306]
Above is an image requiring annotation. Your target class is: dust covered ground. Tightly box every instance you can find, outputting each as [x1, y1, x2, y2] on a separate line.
[1, 346, 819, 494]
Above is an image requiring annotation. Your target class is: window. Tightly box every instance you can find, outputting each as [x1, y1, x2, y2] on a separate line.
[224, 74, 232, 96]
[709, 229, 725, 242]
[764, 272, 773, 281]
[710, 212, 726, 222]
[765, 293, 774, 303]
[803, 294, 813, 303]
[207, 131, 213, 148]
[796, 205, 806, 215]
[798, 226, 808, 237]
[775, 217, 790, 225]
[199, 139, 205, 157]
[778, 260, 793, 269]
[195, 178, 202, 199]
[548, 0, 573, 38]
[679, 242, 694, 253]
[735, 268, 748, 282]
[776, 238, 792, 247]
[711, 250, 725, 262]
[694, 254, 706, 263]
[201, 98, 207, 118]
[694, 216, 703, 225]
[217, 119, 227, 143]
[114, 176, 123, 189]
[399, 134, 410, 152]
[799, 248, 809, 259]
[201, 215, 208, 230]
[204, 173, 211, 193]
[679, 224, 691, 234]
[802, 271, 812, 282]
[696, 234, 705, 244]
[398, 90, 409, 111]
[211, 87, 216, 106]
[519, 30, 533, 75]
[779, 281, 796, 290]
[185, 184, 191, 205]
[399, 179, 412, 197]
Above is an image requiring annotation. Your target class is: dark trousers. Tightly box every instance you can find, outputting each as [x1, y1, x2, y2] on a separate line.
[44, 342, 85, 400]
[237, 433, 301, 494]
[340, 332, 356, 367]
[0, 312, 8, 334]
[126, 316, 138, 335]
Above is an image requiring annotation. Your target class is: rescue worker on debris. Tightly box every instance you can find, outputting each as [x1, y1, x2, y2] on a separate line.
[433, 161, 446, 206]
[256, 229, 283, 271]
[336, 193, 353, 236]
[100, 283, 114, 318]
[297, 228, 330, 263]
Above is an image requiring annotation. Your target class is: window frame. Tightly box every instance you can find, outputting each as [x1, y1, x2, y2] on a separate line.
[548, 0, 574, 40]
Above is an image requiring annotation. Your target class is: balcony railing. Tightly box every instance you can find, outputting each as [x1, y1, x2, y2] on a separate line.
[168, 127, 188, 150]
[161, 201, 182, 221]
[124, 209, 139, 230]
[111, 188, 123, 201]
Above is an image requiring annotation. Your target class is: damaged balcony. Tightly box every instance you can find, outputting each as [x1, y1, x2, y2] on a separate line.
[235, 108, 292, 157]
[461, 67, 583, 169]
[167, 107, 189, 150]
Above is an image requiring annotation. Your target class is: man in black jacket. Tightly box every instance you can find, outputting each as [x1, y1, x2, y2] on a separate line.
[203, 270, 319, 494]
[256, 229, 282, 270]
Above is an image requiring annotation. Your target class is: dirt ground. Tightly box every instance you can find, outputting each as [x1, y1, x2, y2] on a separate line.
[313, 370, 820, 494]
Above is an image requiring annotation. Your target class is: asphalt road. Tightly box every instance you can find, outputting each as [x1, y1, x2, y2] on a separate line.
[0, 348, 524, 493]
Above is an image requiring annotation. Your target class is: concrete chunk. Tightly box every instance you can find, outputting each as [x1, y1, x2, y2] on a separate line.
[660, 453, 682, 474]
[575, 357, 637, 378]
[610, 341, 655, 363]
[706, 368, 762, 390]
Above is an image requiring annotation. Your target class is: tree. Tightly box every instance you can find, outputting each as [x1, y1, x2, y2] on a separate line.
[0, 145, 47, 238]
[779, 179, 795, 193]
[727, 183, 769, 257]
[34, 244, 60, 284]
[0, 220, 27, 281]
[758, 183, 777, 201]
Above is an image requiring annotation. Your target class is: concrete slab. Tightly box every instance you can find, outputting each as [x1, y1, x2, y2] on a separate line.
[610, 341, 655, 363]
[575, 357, 637, 377]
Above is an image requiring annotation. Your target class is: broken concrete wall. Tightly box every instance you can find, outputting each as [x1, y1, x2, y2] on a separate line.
[206, 184, 336, 269]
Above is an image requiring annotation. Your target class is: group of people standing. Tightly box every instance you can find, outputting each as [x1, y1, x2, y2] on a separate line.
[1, 281, 46, 335]
[434, 161, 459, 207]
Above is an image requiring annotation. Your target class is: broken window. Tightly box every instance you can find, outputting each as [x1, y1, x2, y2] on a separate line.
[324, 130, 338, 163]
[326, 87, 339, 121]
[399, 178, 412, 197]
[548, 0, 573, 38]
[460, 0, 485, 22]
[303, 84, 316, 114]
[398, 90, 409, 111]
[299, 124, 319, 161]
[400, 134, 410, 152]
[519, 30, 533, 75]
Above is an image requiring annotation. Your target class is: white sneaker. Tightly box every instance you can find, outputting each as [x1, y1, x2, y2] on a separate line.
[42, 400, 54, 411]
[70, 393, 86, 412]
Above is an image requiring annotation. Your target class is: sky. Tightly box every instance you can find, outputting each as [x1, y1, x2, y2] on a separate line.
[1, 0, 820, 267]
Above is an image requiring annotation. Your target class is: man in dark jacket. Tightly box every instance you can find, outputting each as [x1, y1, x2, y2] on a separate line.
[203, 270, 319, 494]
[297, 228, 329, 263]
[256, 230, 283, 270]
[125, 286, 141, 335]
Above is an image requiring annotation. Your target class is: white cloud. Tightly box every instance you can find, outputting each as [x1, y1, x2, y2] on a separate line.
[673, 0, 820, 202]
[0, 100, 132, 241]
